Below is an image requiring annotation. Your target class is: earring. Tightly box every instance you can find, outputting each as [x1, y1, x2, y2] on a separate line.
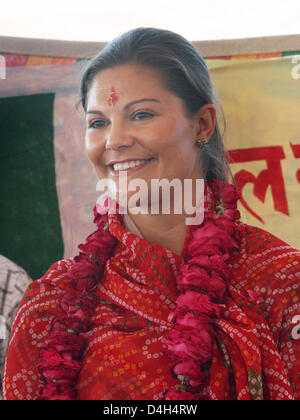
[195, 137, 207, 149]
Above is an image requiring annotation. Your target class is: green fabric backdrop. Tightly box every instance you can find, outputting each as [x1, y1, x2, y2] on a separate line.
[0, 93, 64, 279]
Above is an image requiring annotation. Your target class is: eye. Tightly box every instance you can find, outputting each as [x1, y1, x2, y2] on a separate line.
[132, 111, 154, 120]
[88, 119, 107, 129]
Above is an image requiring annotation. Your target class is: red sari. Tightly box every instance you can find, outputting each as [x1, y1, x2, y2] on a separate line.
[3, 188, 300, 400]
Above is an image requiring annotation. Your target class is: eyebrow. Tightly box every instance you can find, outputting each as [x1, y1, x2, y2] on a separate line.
[86, 98, 161, 115]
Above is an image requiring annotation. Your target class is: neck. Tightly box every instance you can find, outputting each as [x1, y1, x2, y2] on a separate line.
[127, 211, 189, 256]
[126, 175, 205, 256]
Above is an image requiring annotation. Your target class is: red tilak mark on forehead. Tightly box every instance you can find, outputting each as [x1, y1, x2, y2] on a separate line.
[107, 87, 119, 106]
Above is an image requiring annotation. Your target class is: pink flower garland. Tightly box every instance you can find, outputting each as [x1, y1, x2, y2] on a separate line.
[162, 179, 242, 399]
[37, 180, 242, 400]
[37, 205, 118, 400]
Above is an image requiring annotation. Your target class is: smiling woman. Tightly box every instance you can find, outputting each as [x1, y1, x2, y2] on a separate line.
[83, 62, 214, 244]
[3, 27, 300, 401]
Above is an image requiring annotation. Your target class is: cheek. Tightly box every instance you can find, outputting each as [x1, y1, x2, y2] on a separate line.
[85, 132, 104, 166]
[155, 116, 192, 150]
[155, 126, 197, 178]
[154, 125, 193, 164]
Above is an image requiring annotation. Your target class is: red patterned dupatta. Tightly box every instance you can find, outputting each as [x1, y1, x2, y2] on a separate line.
[3, 181, 298, 400]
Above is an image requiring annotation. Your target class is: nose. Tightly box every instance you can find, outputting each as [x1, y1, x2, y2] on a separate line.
[105, 120, 134, 151]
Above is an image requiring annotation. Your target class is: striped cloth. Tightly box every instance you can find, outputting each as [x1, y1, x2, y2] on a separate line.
[0, 255, 31, 399]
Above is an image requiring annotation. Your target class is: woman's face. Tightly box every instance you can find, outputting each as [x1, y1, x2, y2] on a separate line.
[85, 63, 214, 211]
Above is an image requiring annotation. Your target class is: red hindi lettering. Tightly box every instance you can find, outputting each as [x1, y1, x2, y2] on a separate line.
[290, 142, 300, 184]
[227, 146, 289, 224]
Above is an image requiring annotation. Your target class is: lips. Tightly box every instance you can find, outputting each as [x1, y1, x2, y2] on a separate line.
[107, 158, 153, 167]
[109, 158, 153, 176]
[113, 158, 151, 171]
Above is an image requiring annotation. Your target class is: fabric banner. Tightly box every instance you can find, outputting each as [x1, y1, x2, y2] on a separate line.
[0, 48, 300, 281]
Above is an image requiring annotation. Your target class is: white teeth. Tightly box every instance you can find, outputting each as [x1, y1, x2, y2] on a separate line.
[112, 159, 150, 171]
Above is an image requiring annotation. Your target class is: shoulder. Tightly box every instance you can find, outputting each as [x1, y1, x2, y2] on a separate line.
[241, 222, 299, 257]
[229, 223, 299, 349]
[9, 258, 74, 346]
[31, 258, 73, 285]
[18, 258, 74, 309]
[230, 222, 300, 328]
[231, 222, 300, 287]
[38, 258, 73, 279]
[230, 222, 299, 301]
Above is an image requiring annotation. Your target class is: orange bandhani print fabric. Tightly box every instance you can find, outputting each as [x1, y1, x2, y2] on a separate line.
[2, 191, 300, 399]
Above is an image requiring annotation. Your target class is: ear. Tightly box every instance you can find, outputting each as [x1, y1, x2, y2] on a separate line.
[193, 104, 217, 143]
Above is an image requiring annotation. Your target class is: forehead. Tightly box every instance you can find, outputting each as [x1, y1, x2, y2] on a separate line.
[87, 64, 168, 104]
